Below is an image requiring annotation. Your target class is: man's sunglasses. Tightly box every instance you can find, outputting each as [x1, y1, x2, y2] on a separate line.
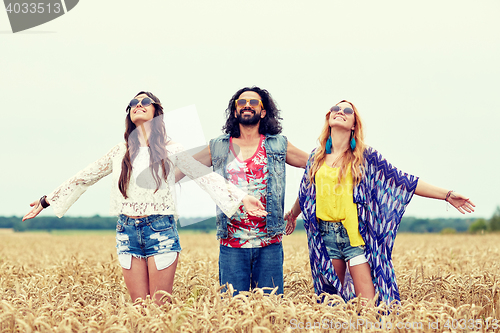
[330, 105, 354, 115]
[235, 99, 263, 108]
[128, 97, 156, 109]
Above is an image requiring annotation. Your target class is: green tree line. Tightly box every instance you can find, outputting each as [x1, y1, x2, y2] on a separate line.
[1, 213, 495, 233]
[468, 206, 500, 233]
[0, 215, 219, 232]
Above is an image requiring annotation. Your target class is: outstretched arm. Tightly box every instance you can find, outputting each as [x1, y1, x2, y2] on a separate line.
[171, 143, 266, 217]
[22, 144, 120, 221]
[175, 145, 212, 183]
[415, 180, 475, 214]
[286, 141, 309, 169]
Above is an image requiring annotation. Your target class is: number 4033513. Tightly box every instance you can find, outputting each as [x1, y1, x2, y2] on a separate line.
[5, 3, 62, 14]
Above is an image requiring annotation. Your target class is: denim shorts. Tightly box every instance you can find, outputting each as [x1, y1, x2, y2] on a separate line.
[115, 215, 181, 269]
[318, 220, 365, 262]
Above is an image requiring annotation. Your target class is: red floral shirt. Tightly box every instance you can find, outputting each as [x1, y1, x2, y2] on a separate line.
[220, 135, 282, 248]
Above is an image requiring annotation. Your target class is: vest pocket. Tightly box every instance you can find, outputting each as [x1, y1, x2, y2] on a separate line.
[271, 154, 286, 175]
[212, 156, 225, 171]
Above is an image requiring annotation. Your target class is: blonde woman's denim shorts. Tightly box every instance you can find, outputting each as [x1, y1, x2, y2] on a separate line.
[115, 215, 181, 269]
[318, 220, 365, 262]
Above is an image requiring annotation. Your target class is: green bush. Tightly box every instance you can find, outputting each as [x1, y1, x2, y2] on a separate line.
[489, 206, 500, 231]
[469, 218, 488, 234]
[440, 227, 457, 235]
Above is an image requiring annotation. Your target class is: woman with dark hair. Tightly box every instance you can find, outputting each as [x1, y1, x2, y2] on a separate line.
[23, 91, 266, 305]
[285, 100, 475, 305]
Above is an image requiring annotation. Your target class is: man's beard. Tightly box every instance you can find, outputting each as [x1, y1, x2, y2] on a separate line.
[236, 109, 261, 125]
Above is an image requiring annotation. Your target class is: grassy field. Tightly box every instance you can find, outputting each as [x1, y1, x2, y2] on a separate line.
[1, 230, 499, 332]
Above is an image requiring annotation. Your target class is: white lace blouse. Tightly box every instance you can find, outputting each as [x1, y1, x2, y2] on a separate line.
[48, 142, 246, 218]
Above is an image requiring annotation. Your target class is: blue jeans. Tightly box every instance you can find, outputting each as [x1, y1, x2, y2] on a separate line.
[218, 242, 284, 295]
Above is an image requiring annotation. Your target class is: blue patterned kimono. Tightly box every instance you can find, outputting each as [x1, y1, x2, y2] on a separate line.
[299, 147, 418, 305]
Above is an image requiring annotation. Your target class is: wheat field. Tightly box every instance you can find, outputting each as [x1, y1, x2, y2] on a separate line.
[0, 229, 499, 332]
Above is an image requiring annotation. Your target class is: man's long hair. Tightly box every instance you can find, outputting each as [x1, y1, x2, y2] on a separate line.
[118, 91, 172, 199]
[222, 86, 282, 137]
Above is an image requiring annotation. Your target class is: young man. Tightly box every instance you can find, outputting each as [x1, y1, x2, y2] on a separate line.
[192, 86, 308, 295]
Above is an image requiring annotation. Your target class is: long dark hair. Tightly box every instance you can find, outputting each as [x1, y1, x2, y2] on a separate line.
[222, 86, 282, 137]
[118, 91, 172, 199]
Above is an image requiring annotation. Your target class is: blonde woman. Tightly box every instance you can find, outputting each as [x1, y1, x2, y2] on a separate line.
[285, 100, 475, 305]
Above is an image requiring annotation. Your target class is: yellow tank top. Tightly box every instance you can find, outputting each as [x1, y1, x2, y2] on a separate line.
[315, 162, 364, 247]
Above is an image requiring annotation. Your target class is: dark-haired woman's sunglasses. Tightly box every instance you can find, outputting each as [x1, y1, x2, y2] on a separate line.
[129, 97, 156, 109]
[235, 98, 263, 108]
[330, 105, 354, 115]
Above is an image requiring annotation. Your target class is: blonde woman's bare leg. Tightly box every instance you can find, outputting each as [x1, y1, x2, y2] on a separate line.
[348, 261, 375, 300]
[331, 259, 347, 286]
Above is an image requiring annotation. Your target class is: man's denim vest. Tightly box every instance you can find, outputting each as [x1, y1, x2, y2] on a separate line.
[209, 134, 288, 239]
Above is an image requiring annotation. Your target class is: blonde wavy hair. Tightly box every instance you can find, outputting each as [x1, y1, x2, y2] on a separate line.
[308, 100, 367, 187]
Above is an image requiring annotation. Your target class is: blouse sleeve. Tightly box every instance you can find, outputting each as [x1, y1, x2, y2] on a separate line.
[168, 143, 246, 218]
[364, 147, 419, 209]
[47, 144, 123, 218]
